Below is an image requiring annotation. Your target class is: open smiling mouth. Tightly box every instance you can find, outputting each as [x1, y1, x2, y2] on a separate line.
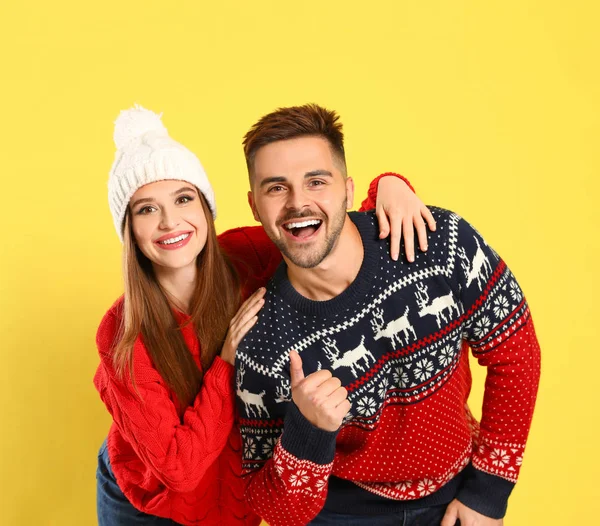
[284, 219, 323, 239]
[153, 231, 193, 250]
[157, 233, 190, 245]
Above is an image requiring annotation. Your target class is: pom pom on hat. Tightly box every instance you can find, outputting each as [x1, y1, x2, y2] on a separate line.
[107, 104, 216, 242]
[113, 104, 168, 150]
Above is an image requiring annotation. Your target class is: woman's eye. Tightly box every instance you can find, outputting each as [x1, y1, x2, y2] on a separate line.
[137, 206, 156, 215]
[177, 195, 194, 204]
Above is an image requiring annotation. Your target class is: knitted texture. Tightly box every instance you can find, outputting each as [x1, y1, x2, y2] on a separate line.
[93, 176, 388, 524]
[236, 210, 540, 525]
[94, 226, 278, 526]
[108, 105, 216, 242]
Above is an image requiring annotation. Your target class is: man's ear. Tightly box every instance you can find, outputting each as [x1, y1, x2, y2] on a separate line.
[248, 191, 260, 222]
[345, 177, 355, 210]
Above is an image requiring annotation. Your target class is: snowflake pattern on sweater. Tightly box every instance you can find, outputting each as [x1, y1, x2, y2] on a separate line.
[236, 209, 540, 525]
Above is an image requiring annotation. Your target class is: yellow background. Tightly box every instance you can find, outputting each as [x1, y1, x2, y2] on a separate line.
[1, 1, 598, 525]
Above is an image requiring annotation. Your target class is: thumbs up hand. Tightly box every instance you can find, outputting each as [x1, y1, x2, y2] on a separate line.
[289, 350, 351, 432]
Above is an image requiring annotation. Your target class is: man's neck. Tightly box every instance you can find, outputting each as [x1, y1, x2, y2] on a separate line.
[285, 215, 364, 301]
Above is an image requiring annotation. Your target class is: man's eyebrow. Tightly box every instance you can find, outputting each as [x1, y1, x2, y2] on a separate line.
[260, 176, 287, 188]
[259, 171, 333, 188]
[305, 170, 332, 177]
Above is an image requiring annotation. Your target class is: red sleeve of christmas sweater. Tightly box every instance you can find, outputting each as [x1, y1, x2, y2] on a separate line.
[93, 303, 236, 493]
[217, 173, 412, 294]
[218, 227, 282, 295]
[241, 403, 338, 526]
[450, 215, 541, 518]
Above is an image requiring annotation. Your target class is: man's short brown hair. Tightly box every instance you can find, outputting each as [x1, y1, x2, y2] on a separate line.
[243, 103, 346, 178]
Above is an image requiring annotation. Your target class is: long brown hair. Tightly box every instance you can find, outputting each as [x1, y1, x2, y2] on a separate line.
[113, 194, 240, 411]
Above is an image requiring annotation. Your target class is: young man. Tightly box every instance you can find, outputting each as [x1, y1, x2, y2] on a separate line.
[235, 104, 540, 526]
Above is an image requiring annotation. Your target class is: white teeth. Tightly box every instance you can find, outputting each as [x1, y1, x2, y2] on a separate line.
[285, 219, 322, 230]
[158, 233, 189, 245]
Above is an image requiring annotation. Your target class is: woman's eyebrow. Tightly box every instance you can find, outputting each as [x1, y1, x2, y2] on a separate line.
[171, 186, 197, 196]
[130, 197, 154, 208]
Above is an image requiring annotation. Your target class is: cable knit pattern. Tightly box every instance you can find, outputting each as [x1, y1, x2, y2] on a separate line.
[93, 174, 392, 524]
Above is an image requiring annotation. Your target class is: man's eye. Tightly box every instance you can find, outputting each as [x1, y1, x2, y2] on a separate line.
[309, 180, 325, 186]
[269, 185, 284, 193]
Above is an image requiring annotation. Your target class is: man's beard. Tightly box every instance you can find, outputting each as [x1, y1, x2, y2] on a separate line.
[271, 198, 347, 269]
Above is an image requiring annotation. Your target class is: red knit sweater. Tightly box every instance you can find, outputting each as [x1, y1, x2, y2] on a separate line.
[93, 174, 402, 525]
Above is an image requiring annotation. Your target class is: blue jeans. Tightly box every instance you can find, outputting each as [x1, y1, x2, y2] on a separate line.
[96, 439, 179, 525]
[309, 505, 461, 525]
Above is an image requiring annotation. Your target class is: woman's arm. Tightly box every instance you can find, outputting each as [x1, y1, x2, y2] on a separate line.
[359, 172, 436, 262]
[94, 308, 235, 493]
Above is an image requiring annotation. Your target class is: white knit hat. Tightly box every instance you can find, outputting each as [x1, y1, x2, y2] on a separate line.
[108, 105, 216, 242]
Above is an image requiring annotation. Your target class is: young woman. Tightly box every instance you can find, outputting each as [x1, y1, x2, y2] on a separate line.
[94, 106, 435, 525]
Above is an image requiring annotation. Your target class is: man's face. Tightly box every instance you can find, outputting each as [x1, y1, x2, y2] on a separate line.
[248, 136, 354, 269]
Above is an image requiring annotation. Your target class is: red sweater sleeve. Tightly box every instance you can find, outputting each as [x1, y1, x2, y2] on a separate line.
[451, 216, 541, 517]
[218, 226, 282, 295]
[243, 405, 337, 525]
[93, 304, 235, 493]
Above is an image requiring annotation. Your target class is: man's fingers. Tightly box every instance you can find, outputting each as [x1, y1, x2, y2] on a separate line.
[402, 218, 415, 263]
[376, 205, 390, 239]
[318, 376, 342, 396]
[301, 369, 334, 390]
[422, 205, 437, 231]
[310, 377, 343, 404]
[440, 501, 459, 526]
[289, 350, 305, 387]
[334, 399, 352, 419]
[323, 386, 348, 408]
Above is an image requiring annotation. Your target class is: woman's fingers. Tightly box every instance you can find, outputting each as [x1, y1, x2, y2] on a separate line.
[230, 287, 265, 327]
[375, 204, 391, 240]
[388, 210, 402, 261]
[223, 288, 266, 363]
[228, 315, 259, 349]
[233, 297, 264, 332]
[421, 205, 436, 232]
[414, 214, 428, 252]
[402, 217, 415, 263]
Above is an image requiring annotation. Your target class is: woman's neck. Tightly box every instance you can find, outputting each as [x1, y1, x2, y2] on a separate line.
[153, 263, 197, 314]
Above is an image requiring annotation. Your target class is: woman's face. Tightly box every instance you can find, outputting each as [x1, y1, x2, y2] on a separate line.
[129, 180, 208, 273]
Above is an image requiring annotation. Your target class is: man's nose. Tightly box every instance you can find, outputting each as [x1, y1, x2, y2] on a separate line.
[285, 187, 311, 211]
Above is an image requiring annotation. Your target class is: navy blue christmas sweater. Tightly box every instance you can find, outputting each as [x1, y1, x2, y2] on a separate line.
[235, 209, 540, 525]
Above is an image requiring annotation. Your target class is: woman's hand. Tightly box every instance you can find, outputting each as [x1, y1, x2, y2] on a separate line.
[375, 175, 436, 263]
[220, 288, 266, 366]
